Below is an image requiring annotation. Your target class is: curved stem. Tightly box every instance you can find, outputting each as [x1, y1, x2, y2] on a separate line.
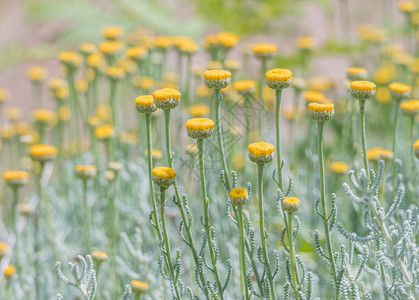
[214, 89, 231, 189]
[275, 89, 284, 191]
[159, 187, 182, 299]
[359, 100, 370, 185]
[237, 205, 250, 299]
[257, 164, 277, 299]
[198, 139, 224, 299]
[317, 122, 339, 297]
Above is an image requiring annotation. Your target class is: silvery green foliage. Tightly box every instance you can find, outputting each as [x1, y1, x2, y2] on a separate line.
[55, 255, 97, 300]
[342, 160, 419, 298]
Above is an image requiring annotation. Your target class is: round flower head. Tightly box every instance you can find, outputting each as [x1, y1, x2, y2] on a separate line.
[388, 82, 411, 101]
[0, 87, 10, 102]
[3, 170, 29, 187]
[152, 88, 181, 110]
[308, 103, 335, 122]
[92, 251, 108, 262]
[400, 99, 419, 116]
[145, 149, 163, 160]
[75, 165, 97, 179]
[186, 118, 215, 139]
[179, 40, 198, 54]
[27, 66, 48, 82]
[185, 144, 198, 156]
[252, 42, 277, 58]
[346, 67, 368, 81]
[94, 124, 114, 140]
[30, 144, 57, 162]
[108, 161, 123, 173]
[152, 166, 177, 188]
[189, 104, 210, 117]
[4, 265, 16, 278]
[367, 147, 382, 161]
[204, 70, 231, 90]
[131, 280, 149, 294]
[414, 139, 419, 159]
[233, 80, 257, 95]
[303, 90, 326, 103]
[135, 95, 157, 114]
[350, 81, 376, 100]
[59, 51, 82, 70]
[330, 161, 349, 174]
[102, 25, 124, 40]
[32, 109, 56, 125]
[248, 141, 275, 164]
[99, 40, 124, 56]
[265, 68, 292, 90]
[398, 1, 418, 13]
[126, 46, 147, 62]
[228, 188, 248, 206]
[283, 197, 300, 213]
[0, 242, 9, 257]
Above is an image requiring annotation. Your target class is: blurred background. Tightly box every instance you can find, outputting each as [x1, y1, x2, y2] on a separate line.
[0, 0, 398, 109]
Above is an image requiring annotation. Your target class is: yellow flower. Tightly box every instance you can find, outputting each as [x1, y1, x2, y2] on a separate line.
[131, 280, 149, 294]
[330, 161, 349, 174]
[99, 40, 124, 55]
[400, 99, 419, 116]
[59, 51, 82, 68]
[154, 36, 173, 49]
[252, 42, 277, 56]
[75, 165, 97, 179]
[29, 144, 58, 161]
[92, 251, 108, 262]
[132, 76, 155, 90]
[47, 77, 66, 92]
[232, 152, 245, 170]
[145, 149, 163, 160]
[303, 90, 326, 103]
[224, 59, 241, 71]
[179, 40, 198, 54]
[388, 82, 411, 101]
[367, 146, 393, 161]
[398, 1, 418, 13]
[87, 52, 105, 68]
[216, 32, 239, 48]
[346, 67, 368, 81]
[88, 116, 102, 127]
[351, 81, 376, 100]
[126, 46, 147, 60]
[206, 61, 223, 70]
[265, 68, 292, 90]
[196, 85, 210, 98]
[308, 103, 335, 122]
[233, 80, 257, 94]
[0, 87, 10, 102]
[102, 25, 124, 40]
[54, 86, 69, 100]
[204, 70, 232, 90]
[189, 104, 210, 117]
[185, 118, 215, 139]
[3, 170, 29, 186]
[248, 141, 275, 164]
[32, 109, 56, 125]
[228, 187, 248, 206]
[76, 79, 88, 92]
[283, 197, 301, 212]
[94, 124, 114, 140]
[4, 265, 16, 278]
[135, 95, 157, 114]
[375, 87, 392, 103]
[152, 88, 181, 109]
[27, 66, 48, 81]
[152, 166, 176, 188]
[14, 122, 31, 135]
[295, 36, 314, 49]
[0, 242, 9, 256]
[373, 65, 395, 84]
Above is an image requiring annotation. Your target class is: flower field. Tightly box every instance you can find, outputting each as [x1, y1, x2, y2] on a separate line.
[0, 0, 418, 299]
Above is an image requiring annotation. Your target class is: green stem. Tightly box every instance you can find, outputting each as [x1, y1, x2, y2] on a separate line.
[66, 71, 81, 156]
[214, 89, 231, 189]
[409, 116, 415, 177]
[258, 58, 267, 138]
[317, 122, 339, 297]
[163, 109, 210, 298]
[257, 164, 277, 299]
[286, 212, 299, 298]
[359, 100, 370, 185]
[159, 186, 182, 299]
[11, 187, 20, 272]
[275, 89, 284, 191]
[198, 139, 224, 299]
[392, 103, 400, 187]
[237, 205, 250, 299]
[83, 179, 92, 253]
[185, 54, 192, 107]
